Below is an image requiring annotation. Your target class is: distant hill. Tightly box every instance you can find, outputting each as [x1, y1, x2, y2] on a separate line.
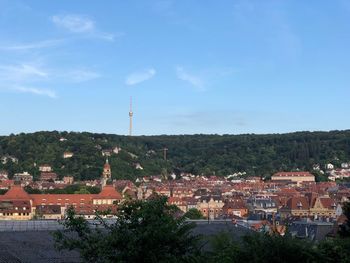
[0, 130, 349, 181]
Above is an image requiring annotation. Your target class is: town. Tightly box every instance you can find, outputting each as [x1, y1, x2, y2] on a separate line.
[1, 155, 350, 240]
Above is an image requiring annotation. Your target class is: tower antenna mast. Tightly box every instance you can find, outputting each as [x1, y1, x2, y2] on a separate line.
[129, 96, 133, 136]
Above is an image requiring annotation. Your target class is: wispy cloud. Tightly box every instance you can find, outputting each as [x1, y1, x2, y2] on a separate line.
[0, 39, 64, 51]
[51, 14, 116, 41]
[67, 69, 101, 82]
[0, 63, 55, 98]
[0, 63, 48, 81]
[13, 86, 57, 98]
[125, 68, 156, 86]
[176, 66, 204, 90]
[52, 14, 95, 33]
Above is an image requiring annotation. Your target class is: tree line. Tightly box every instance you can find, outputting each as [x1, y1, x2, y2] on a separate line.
[0, 130, 349, 181]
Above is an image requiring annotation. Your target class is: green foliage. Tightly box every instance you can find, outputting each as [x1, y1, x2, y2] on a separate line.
[184, 208, 205, 219]
[53, 197, 350, 263]
[318, 238, 350, 263]
[207, 232, 320, 263]
[54, 196, 201, 263]
[339, 202, 350, 238]
[1, 130, 350, 181]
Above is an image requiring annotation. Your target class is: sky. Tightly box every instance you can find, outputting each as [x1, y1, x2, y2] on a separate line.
[0, 0, 349, 135]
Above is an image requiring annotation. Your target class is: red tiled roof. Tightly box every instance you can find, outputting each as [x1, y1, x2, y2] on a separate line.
[31, 194, 94, 206]
[1, 185, 31, 200]
[319, 197, 337, 209]
[273, 172, 314, 177]
[285, 196, 310, 210]
[97, 185, 122, 199]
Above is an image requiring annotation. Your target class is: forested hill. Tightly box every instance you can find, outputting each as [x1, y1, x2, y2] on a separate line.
[0, 130, 350, 181]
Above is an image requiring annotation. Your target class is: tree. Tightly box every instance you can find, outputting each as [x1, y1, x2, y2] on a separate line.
[184, 208, 204, 220]
[339, 202, 350, 238]
[54, 196, 201, 263]
[207, 232, 319, 263]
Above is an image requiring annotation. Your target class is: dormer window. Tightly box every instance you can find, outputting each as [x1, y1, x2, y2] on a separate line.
[297, 201, 303, 209]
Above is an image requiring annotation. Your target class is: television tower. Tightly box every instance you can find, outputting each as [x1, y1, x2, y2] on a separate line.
[129, 96, 133, 136]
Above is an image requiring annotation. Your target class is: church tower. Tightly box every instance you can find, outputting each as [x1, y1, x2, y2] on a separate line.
[101, 159, 112, 187]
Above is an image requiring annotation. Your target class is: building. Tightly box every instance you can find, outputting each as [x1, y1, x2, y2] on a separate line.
[0, 171, 8, 181]
[63, 176, 74, 185]
[63, 152, 74, 159]
[39, 164, 52, 172]
[197, 197, 224, 219]
[13, 172, 33, 185]
[0, 185, 123, 220]
[271, 172, 315, 184]
[101, 159, 112, 187]
[279, 196, 310, 219]
[40, 172, 58, 181]
[279, 195, 337, 219]
[222, 199, 248, 218]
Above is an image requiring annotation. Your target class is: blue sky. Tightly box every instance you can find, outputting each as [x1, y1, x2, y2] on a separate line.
[0, 0, 349, 135]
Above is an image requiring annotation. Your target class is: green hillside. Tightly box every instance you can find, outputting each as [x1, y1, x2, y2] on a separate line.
[0, 130, 349, 181]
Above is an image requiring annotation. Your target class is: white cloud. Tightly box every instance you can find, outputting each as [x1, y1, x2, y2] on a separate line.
[51, 14, 116, 41]
[0, 39, 64, 51]
[12, 86, 57, 98]
[125, 68, 156, 86]
[0, 63, 55, 98]
[176, 66, 204, 90]
[52, 14, 95, 33]
[0, 64, 48, 81]
[68, 69, 101, 82]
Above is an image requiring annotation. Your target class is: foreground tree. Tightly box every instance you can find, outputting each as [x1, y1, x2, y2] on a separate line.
[339, 202, 350, 238]
[54, 196, 201, 263]
[207, 232, 319, 263]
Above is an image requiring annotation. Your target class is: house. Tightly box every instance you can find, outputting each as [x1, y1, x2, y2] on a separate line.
[325, 163, 334, 170]
[40, 172, 58, 181]
[197, 197, 224, 219]
[309, 196, 337, 219]
[0, 171, 8, 181]
[168, 197, 187, 213]
[63, 152, 74, 159]
[101, 149, 112, 157]
[1, 155, 18, 164]
[134, 163, 143, 170]
[113, 146, 121, 154]
[271, 172, 315, 184]
[35, 205, 62, 219]
[63, 176, 74, 185]
[279, 196, 310, 219]
[39, 164, 52, 172]
[0, 180, 14, 190]
[13, 172, 33, 185]
[223, 199, 248, 218]
[279, 195, 338, 219]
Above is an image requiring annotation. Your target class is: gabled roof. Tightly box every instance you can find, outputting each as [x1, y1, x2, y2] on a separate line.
[284, 197, 310, 210]
[97, 185, 122, 199]
[1, 185, 31, 200]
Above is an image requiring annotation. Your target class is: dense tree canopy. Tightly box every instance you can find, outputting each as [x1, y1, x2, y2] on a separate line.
[54, 196, 201, 263]
[55, 199, 350, 263]
[1, 130, 350, 181]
